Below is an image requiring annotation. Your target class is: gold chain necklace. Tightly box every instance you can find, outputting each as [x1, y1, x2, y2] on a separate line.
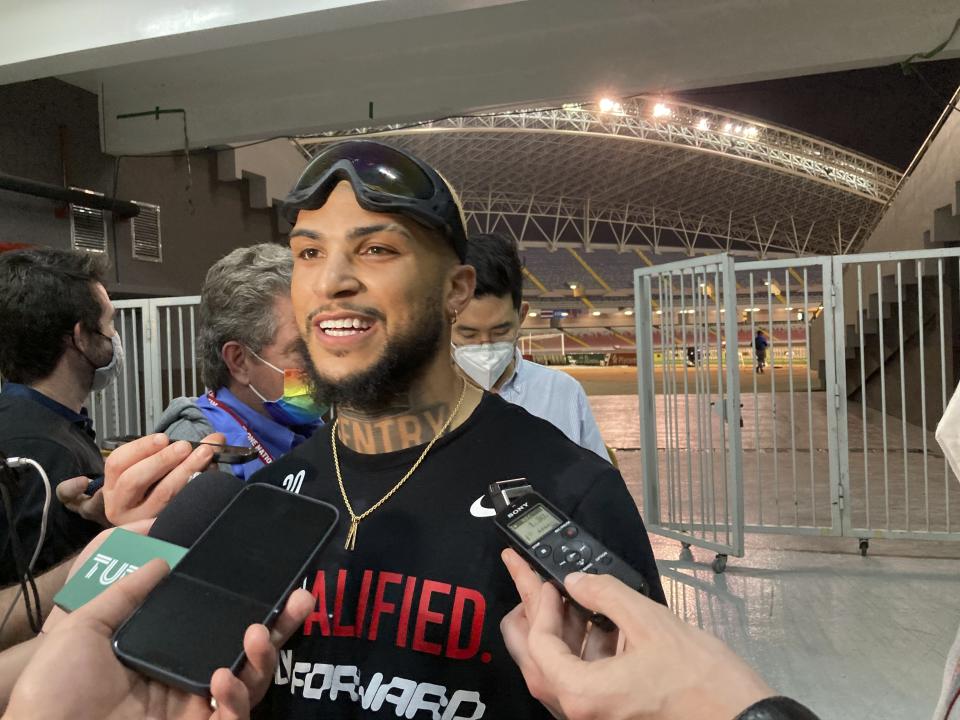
[332, 380, 467, 550]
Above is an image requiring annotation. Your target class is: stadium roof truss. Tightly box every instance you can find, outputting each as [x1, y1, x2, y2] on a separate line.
[300, 96, 901, 258]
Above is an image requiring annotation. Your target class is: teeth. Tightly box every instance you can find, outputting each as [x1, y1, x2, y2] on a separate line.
[318, 317, 372, 331]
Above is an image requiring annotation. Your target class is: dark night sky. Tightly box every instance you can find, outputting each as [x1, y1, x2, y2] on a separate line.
[678, 58, 960, 170]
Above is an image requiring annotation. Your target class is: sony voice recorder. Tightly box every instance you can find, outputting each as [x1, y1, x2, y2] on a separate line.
[490, 479, 650, 631]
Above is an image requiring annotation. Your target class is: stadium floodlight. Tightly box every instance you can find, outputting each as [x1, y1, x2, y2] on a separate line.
[652, 102, 672, 118]
[598, 98, 623, 113]
[697, 118, 710, 131]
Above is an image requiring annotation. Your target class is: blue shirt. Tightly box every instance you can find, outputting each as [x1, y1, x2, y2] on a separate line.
[194, 388, 315, 481]
[0, 383, 95, 440]
[497, 349, 608, 460]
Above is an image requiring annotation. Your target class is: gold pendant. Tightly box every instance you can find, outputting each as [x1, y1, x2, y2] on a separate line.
[344, 518, 359, 551]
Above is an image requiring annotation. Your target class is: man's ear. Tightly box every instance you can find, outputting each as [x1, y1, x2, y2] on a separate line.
[221, 341, 252, 385]
[519, 301, 530, 327]
[71, 321, 91, 355]
[446, 263, 477, 320]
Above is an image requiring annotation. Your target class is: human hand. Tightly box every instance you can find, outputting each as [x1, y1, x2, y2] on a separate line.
[40, 519, 155, 635]
[500, 549, 620, 719]
[57, 476, 109, 527]
[499, 549, 774, 720]
[5, 558, 314, 720]
[103, 433, 226, 525]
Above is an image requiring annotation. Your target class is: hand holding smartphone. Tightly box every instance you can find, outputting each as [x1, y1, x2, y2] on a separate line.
[102, 436, 259, 464]
[112, 484, 338, 695]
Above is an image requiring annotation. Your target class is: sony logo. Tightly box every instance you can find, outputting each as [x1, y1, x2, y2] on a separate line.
[506, 502, 529, 519]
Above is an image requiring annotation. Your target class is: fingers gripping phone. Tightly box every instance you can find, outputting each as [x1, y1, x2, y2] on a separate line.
[102, 436, 259, 464]
[112, 484, 338, 695]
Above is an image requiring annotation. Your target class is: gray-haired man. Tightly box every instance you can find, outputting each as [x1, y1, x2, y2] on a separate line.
[156, 243, 326, 481]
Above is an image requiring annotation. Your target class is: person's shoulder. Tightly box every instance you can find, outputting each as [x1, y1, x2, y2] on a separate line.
[156, 396, 215, 438]
[0, 430, 89, 478]
[249, 428, 331, 486]
[478, 394, 603, 463]
[0, 394, 72, 442]
[0, 391, 52, 418]
[518, 360, 586, 393]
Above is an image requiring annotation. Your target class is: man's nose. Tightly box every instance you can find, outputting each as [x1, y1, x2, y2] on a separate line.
[314, 252, 362, 299]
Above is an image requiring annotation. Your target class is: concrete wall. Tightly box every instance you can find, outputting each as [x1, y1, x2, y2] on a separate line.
[862, 104, 960, 254]
[809, 93, 960, 400]
[0, 78, 280, 297]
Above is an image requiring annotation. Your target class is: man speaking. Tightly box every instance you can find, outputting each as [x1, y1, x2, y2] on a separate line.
[103, 139, 664, 719]
[239, 140, 664, 719]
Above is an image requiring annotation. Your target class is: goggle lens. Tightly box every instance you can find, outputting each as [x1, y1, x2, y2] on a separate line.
[294, 141, 435, 200]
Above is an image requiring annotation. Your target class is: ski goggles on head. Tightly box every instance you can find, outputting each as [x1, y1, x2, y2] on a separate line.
[279, 140, 468, 262]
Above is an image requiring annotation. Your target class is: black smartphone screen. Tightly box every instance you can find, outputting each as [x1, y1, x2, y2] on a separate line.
[113, 484, 338, 694]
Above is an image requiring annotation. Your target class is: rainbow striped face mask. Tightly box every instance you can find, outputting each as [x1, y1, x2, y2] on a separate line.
[247, 349, 327, 428]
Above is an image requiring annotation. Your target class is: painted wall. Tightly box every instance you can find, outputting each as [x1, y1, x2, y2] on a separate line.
[0, 78, 280, 297]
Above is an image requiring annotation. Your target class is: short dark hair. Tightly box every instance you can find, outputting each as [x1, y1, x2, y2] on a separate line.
[465, 233, 523, 311]
[0, 248, 108, 383]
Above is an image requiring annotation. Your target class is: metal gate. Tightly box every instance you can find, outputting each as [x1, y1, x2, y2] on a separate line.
[88, 296, 201, 439]
[634, 254, 744, 568]
[833, 248, 960, 542]
[636, 248, 960, 561]
[734, 257, 843, 536]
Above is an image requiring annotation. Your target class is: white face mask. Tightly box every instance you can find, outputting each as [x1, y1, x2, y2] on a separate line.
[90, 332, 124, 393]
[452, 341, 515, 391]
[936, 382, 960, 483]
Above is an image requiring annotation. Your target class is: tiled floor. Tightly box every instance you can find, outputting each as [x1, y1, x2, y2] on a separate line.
[587, 387, 960, 720]
[652, 535, 960, 720]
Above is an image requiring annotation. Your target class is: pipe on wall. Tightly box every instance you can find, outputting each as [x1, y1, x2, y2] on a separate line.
[0, 173, 139, 219]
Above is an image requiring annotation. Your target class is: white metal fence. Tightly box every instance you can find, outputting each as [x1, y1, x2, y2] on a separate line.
[636, 249, 960, 567]
[634, 254, 744, 571]
[88, 297, 201, 440]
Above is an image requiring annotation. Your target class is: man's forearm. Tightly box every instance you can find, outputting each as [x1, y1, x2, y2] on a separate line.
[0, 560, 72, 650]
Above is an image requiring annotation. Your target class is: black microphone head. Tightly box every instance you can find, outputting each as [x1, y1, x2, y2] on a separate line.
[149, 470, 246, 547]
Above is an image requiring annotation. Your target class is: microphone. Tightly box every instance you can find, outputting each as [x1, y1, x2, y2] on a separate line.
[149, 470, 246, 546]
[53, 471, 246, 613]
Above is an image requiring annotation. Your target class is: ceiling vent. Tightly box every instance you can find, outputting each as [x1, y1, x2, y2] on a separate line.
[130, 201, 162, 262]
[69, 188, 107, 254]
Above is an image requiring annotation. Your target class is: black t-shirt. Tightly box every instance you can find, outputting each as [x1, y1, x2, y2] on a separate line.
[250, 393, 665, 720]
[0, 393, 104, 584]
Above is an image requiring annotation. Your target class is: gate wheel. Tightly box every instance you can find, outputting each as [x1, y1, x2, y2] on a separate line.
[859, 539, 869, 557]
[712, 554, 728, 573]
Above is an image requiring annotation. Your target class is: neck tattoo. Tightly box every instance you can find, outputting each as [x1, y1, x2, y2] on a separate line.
[332, 380, 467, 551]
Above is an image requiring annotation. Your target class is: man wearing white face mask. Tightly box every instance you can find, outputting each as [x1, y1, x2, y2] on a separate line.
[452, 233, 608, 460]
[0, 248, 118, 612]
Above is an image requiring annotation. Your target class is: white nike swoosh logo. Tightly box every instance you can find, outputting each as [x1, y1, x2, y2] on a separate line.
[470, 495, 497, 518]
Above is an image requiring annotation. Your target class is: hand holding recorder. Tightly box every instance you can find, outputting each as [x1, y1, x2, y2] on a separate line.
[500, 549, 776, 720]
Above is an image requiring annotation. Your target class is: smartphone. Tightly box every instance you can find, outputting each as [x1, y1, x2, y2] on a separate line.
[112, 484, 338, 695]
[101, 436, 259, 464]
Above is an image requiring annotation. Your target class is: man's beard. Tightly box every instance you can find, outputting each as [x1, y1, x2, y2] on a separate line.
[298, 295, 446, 414]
